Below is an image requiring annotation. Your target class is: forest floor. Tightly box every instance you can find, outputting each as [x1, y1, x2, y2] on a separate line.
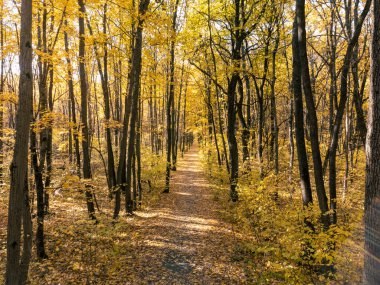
[123, 145, 247, 284]
[0, 145, 248, 284]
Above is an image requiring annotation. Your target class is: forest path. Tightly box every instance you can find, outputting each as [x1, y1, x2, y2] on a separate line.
[130, 145, 246, 284]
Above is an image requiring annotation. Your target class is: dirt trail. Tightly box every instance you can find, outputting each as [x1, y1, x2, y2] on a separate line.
[130, 145, 246, 284]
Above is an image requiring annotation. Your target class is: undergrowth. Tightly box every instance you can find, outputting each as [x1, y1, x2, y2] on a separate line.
[200, 142, 365, 284]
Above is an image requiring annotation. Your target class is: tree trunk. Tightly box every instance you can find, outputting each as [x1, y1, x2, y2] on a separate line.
[364, 0, 380, 282]
[296, 0, 329, 226]
[34, 2, 49, 259]
[136, 99, 142, 207]
[30, 127, 48, 259]
[292, 20, 315, 264]
[292, 20, 313, 207]
[172, 63, 185, 170]
[5, 0, 33, 282]
[0, 3, 4, 186]
[270, 27, 280, 174]
[78, 0, 96, 220]
[19, 173, 33, 285]
[164, 0, 180, 193]
[124, 0, 150, 213]
[181, 80, 187, 157]
[64, 19, 81, 177]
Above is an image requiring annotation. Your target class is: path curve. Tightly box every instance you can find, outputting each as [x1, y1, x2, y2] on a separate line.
[130, 145, 246, 284]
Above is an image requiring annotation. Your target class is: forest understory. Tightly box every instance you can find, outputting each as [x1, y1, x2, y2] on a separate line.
[0, 144, 367, 284]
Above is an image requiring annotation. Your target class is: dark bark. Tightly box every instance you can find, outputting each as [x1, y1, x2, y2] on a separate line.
[164, 0, 180, 193]
[64, 19, 81, 177]
[34, 3, 49, 259]
[124, 0, 150, 213]
[30, 127, 47, 259]
[328, 1, 337, 138]
[45, 67, 53, 186]
[364, 0, 380, 282]
[44, 12, 56, 211]
[19, 174, 32, 285]
[136, 99, 142, 207]
[181, 80, 188, 157]
[113, 88, 132, 219]
[296, 0, 329, 226]
[292, 20, 315, 265]
[0, 4, 4, 186]
[292, 20, 313, 207]
[227, 50, 240, 202]
[172, 64, 185, 170]
[236, 77, 249, 164]
[5, 0, 33, 282]
[78, 0, 96, 220]
[270, 26, 280, 174]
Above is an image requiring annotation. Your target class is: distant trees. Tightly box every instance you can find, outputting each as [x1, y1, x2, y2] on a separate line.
[364, 0, 380, 283]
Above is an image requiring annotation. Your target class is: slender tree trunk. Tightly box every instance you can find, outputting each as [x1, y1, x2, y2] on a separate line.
[68, 99, 73, 162]
[227, 70, 239, 202]
[113, 93, 132, 218]
[34, 3, 49, 259]
[351, 0, 367, 146]
[0, 3, 4, 186]
[296, 0, 329, 226]
[78, 0, 96, 220]
[292, 20, 316, 264]
[136, 98, 142, 207]
[45, 66, 53, 213]
[227, 0, 242, 200]
[270, 28, 280, 174]
[172, 63, 185, 170]
[235, 80, 248, 167]
[124, 0, 150, 213]
[164, 0, 180, 193]
[181, 80, 187, 157]
[44, 12, 56, 213]
[206, 75, 222, 166]
[113, 23, 135, 218]
[103, 3, 116, 190]
[64, 20, 81, 177]
[30, 127, 48, 259]
[292, 20, 313, 206]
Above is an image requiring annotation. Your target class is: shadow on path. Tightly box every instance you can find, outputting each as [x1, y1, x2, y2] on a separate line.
[130, 145, 246, 285]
